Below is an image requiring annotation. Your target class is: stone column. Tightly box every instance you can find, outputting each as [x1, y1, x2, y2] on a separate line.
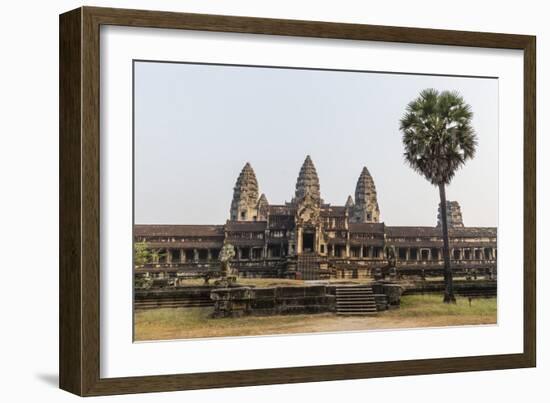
[166, 249, 172, 264]
[406, 248, 410, 261]
[207, 249, 212, 261]
[360, 245, 364, 258]
[345, 230, 350, 258]
[315, 228, 320, 254]
[193, 249, 198, 262]
[180, 249, 185, 263]
[296, 227, 302, 255]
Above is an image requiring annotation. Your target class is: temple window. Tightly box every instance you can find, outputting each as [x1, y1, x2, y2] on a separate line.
[158, 249, 167, 263]
[198, 249, 208, 261]
[185, 250, 194, 261]
[252, 248, 262, 260]
[398, 248, 407, 260]
[170, 249, 180, 263]
[270, 246, 281, 258]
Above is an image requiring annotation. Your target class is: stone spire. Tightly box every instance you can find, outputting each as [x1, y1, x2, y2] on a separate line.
[437, 201, 464, 228]
[345, 195, 354, 208]
[352, 166, 380, 223]
[293, 155, 321, 206]
[258, 193, 268, 207]
[257, 193, 269, 221]
[230, 162, 260, 221]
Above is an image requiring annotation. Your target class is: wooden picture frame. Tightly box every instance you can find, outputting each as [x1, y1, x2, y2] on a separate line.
[59, 6, 536, 396]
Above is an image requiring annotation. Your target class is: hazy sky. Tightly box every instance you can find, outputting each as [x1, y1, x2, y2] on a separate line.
[134, 61, 498, 227]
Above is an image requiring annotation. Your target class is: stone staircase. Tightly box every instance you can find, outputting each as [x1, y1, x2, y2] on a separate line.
[297, 252, 320, 280]
[335, 285, 377, 315]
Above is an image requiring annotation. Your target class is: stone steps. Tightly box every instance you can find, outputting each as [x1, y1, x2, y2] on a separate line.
[297, 253, 321, 280]
[335, 286, 378, 315]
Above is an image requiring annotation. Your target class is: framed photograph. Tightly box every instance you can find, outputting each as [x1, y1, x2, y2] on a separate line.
[59, 6, 536, 396]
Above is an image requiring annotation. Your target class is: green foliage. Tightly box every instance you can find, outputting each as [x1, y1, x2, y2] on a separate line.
[399, 88, 477, 186]
[385, 294, 497, 317]
[134, 276, 153, 290]
[134, 241, 151, 267]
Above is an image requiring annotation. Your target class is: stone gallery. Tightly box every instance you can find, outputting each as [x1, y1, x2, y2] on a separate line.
[134, 155, 497, 282]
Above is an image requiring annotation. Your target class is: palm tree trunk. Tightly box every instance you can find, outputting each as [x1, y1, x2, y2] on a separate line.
[439, 183, 456, 303]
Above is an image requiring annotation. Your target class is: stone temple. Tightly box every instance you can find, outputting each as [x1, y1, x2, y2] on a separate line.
[134, 156, 497, 280]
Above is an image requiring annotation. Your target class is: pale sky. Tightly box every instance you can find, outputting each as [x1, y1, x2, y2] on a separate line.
[134, 61, 498, 227]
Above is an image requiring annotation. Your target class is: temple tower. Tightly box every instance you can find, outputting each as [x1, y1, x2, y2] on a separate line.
[230, 162, 260, 221]
[293, 155, 321, 206]
[352, 166, 380, 223]
[292, 156, 323, 256]
[437, 201, 464, 228]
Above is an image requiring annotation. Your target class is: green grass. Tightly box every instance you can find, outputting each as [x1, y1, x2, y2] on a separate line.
[383, 294, 497, 318]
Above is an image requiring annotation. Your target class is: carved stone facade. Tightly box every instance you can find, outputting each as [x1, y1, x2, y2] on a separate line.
[437, 200, 465, 228]
[230, 162, 260, 221]
[135, 156, 496, 280]
[351, 167, 380, 223]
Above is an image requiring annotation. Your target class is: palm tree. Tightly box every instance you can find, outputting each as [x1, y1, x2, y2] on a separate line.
[399, 89, 477, 303]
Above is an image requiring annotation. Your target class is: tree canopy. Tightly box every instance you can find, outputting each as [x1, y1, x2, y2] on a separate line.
[399, 88, 477, 186]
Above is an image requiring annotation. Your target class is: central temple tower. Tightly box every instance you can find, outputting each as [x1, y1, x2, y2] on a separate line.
[292, 155, 321, 207]
[292, 155, 323, 255]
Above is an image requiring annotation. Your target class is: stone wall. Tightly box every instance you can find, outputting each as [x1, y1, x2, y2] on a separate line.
[210, 283, 404, 317]
[211, 285, 336, 318]
[135, 286, 214, 309]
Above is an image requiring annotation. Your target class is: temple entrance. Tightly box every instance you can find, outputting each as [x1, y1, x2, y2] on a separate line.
[302, 232, 315, 253]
